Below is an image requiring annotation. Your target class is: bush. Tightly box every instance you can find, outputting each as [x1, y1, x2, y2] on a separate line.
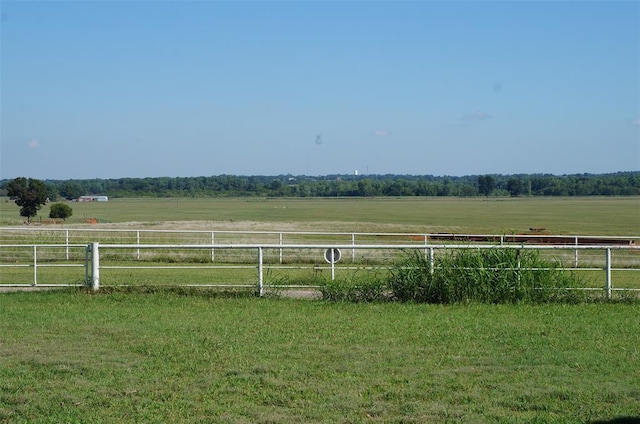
[49, 203, 73, 221]
[389, 248, 587, 304]
[317, 248, 589, 304]
[387, 250, 437, 303]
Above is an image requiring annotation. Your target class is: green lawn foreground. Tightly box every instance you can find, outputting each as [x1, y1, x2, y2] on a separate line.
[1, 290, 639, 423]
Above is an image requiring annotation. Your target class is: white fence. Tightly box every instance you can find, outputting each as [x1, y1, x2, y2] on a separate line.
[1, 241, 638, 298]
[1, 227, 638, 266]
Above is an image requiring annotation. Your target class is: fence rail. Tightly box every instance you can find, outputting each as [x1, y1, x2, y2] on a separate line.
[2, 242, 639, 298]
[1, 227, 638, 267]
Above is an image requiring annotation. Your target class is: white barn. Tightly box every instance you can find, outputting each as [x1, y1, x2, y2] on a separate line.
[78, 196, 109, 202]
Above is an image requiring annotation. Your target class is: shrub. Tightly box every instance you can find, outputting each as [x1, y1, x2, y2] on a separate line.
[49, 203, 73, 221]
[387, 250, 437, 303]
[389, 248, 587, 304]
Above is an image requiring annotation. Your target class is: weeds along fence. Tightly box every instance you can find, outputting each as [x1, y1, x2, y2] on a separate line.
[1, 242, 638, 298]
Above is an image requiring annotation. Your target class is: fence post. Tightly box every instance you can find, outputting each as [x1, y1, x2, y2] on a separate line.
[257, 247, 264, 297]
[32, 246, 38, 286]
[423, 234, 428, 258]
[90, 242, 100, 292]
[429, 247, 434, 275]
[516, 249, 521, 284]
[352, 233, 356, 263]
[85, 245, 90, 287]
[279, 233, 283, 264]
[65, 229, 70, 260]
[136, 231, 140, 260]
[331, 248, 336, 281]
[574, 236, 579, 268]
[605, 248, 611, 299]
[211, 231, 215, 262]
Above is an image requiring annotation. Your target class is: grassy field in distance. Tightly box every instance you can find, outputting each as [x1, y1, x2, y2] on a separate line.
[1, 196, 639, 235]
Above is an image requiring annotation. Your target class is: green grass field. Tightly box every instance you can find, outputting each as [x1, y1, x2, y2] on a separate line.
[1, 196, 639, 422]
[1, 290, 639, 423]
[2, 196, 640, 235]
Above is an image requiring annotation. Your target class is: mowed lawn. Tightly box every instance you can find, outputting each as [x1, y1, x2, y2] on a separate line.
[1, 290, 639, 423]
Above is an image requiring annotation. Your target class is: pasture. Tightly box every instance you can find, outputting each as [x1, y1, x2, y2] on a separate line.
[1, 196, 639, 422]
[2, 196, 640, 235]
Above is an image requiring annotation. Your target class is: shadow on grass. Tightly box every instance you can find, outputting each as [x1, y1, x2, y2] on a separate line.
[79, 285, 259, 299]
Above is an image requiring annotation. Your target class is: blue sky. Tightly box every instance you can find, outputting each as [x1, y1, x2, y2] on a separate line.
[1, 0, 639, 180]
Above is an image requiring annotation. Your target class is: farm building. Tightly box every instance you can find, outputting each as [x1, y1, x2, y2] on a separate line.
[77, 196, 109, 202]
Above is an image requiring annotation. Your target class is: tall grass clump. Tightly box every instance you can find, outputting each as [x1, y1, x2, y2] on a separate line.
[386, 250, 436, 303]
[320, 271, 388, 302]
[388, 248, 587, 304]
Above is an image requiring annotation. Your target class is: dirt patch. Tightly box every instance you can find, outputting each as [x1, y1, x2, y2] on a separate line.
[57, 219, 441, 235]
[0, 285, 323, 299]
[266, 288, 322, 299]
[0, 286, 74, 293]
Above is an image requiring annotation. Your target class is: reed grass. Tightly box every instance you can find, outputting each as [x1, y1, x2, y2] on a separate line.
[321, 248, 594, 304]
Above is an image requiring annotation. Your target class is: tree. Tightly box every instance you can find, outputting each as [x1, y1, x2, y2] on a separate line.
[49, 203, 73, 221]
[506, 177, 526, 197]
[477, 175, 496, 197]
[357, 179, 374, 196]
[58, 181, 83, 200]
[438, 178, 451, 196]
[45, 183, 60, 201]
[6, 177, 49, 222]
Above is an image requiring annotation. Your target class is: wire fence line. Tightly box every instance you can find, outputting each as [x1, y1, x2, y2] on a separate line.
[1, 242, 638, 298]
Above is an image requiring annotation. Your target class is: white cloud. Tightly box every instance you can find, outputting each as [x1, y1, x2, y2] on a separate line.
[462, 111, 491, 121]
[630, 118, 640, 127]
[27, 139, 40, 149]
[373, 129, 391, 137]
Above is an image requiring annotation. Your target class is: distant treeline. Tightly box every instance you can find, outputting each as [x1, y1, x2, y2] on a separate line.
[1, 172, 639, 200]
